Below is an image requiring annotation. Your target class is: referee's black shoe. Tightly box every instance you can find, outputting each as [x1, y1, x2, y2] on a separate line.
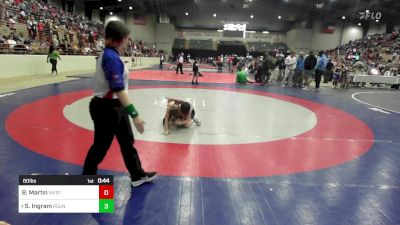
[131, 172, 158, 187]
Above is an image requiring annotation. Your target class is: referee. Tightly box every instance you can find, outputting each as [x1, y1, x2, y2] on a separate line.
[82, 21, 157, 187]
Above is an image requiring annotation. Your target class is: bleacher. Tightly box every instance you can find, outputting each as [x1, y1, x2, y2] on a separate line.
[0, 1, 106, 56]
[273, 42, 289, 50]
[171, 38, 291, 58]
[173, 39, 186, 49]
[189, 39, 212, 50]
[217, 41, 247, 56]
[219, 41, 244, 46]
[247, 42, 273, 52]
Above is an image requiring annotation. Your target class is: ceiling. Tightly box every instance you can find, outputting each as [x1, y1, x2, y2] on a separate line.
[86, 0, 400, 31]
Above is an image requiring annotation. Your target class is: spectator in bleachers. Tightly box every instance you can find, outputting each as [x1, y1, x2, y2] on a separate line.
[82, 44, 92, 55]
[37, 20, 44, 41]
[19, 0, 26, 11]
[44, 19, 51, 40]
[52, 34, 59, 48]
[26, 16, 37, 40]
[6, 35, 16, 50]
[19, 8, 26, 18]
[0, 1, 6, 21]
[7, 15, 17, 31]
[51, 20, 59, 41]
[4, 0, 12, 10]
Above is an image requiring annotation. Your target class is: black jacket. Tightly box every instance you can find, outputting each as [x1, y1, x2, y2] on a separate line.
[261, 60, 269, 74]
[304, 55, 317, 70]
[277, 58, 286, 69]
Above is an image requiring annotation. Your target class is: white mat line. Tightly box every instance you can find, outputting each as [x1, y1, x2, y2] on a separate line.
[138, 131, 394, 143]
[352, 91, 400, 115]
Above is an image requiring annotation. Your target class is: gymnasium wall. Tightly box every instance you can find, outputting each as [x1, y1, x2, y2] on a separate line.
[176, 29, 287, 43]
[92, 9, 101, 23]
[105, 14, 158, 45]
[156, 24, 176, 54]
[286, 29, 297, 51]
[310, 20, 363, 51]
[367, 23, 387, 35]
[341, 25, 363, 45]
[173, 10, 285, 31]
[0, 55, 159, 79]
[288, 20, 389, 52]
[286, 28, 313, 54]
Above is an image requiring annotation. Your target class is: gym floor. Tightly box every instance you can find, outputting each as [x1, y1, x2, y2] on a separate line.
[0, 65, 400, 225]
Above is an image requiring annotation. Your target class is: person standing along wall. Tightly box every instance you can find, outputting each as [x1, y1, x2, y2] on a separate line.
[276, 55, 286, 81]
[303, 51, 317, 90]
[282, 52, 297, 87]
[315, 51, 328, 90]
[325, 58, 334, 83]
[294, 52, 305, 87]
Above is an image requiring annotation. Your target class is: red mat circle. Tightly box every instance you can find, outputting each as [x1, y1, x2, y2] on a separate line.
[5, 86, 374, 178]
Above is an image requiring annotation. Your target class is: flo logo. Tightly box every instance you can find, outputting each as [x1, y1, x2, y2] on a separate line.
[359, 11, 382, 20]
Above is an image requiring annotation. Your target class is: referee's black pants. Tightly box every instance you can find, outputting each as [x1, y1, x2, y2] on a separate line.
[82, 97, 145, 180]
[176, 63, 183, 74]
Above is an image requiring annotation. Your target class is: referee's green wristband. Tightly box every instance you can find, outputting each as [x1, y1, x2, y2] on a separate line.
[124, 104, 139, 119]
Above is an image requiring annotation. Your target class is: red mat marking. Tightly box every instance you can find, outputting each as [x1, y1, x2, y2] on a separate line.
[5, 86, 374, 178]
[131, 70, 235, 84]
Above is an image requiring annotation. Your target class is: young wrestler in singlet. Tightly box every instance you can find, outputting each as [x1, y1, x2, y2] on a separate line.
[162, 97, 201, 135]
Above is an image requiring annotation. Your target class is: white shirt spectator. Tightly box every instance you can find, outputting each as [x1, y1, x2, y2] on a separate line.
[52, 36, 59, 47]
[8, 17, 16, 29]
[20, 2, 26, 10]
[6, 39, 16, 49]
[285, 55, 297, 70]
[83, 47, 92, 55]
[178, 55, 184, 63]
[27, 19, 33, 28]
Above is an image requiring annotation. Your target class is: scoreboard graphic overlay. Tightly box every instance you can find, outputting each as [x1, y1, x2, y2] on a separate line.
[19, 175, 114, 213]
